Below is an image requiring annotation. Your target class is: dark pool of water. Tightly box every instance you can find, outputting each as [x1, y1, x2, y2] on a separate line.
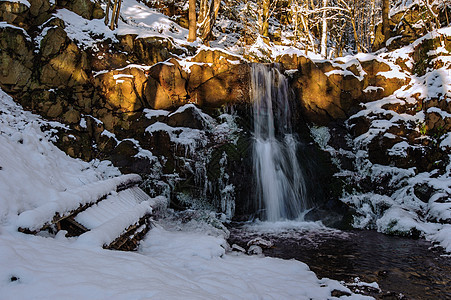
[228, 224, 451, 299]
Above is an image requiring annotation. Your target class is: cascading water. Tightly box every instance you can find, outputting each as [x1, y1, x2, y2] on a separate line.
[251, 64, 308, 221]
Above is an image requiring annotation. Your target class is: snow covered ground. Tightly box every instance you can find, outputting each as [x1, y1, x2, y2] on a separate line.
[0, 89, 371, 298]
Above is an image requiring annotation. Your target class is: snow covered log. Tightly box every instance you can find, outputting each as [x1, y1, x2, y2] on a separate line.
[17, 174, 142, 233]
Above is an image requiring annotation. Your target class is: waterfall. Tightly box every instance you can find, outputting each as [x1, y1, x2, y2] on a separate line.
[251, 64, 308, 221]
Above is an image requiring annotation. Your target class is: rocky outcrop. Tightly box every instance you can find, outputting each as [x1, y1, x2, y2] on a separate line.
[373, 2, 450, 51]
[278, 54, 409, 125]
[119, 35, 191, 66]
[95, 67, 148, 112]
[145, 59, 189, 109]
[58, 0, 104, 20]
[188, 49, 250, 107]
[40, 28, 89, 88]
[0, 24, 33, 93]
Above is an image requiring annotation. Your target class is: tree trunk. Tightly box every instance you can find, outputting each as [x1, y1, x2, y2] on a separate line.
[320, 0, 328, 57]
[351, 13, 360, 52]
[188, 0, 196, 42]
[382, 0, 390, 45]
[199, 0, 220, 42]
[199, 0, 208, 23]
[105, 0, 111, 26]
[261, 0, 270, 37]
[114, 0, 122, 29]
[110, 0, 118, 30]
[370, 0, 376, 46]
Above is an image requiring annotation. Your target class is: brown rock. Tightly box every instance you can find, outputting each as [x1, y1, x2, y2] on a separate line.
[40, 26, 67, 58]
[59, 0, 95, 19]
[167, 104, 207, 129]
[28, 0, 51, 25]
[96, 67, 147, 113]
[46, 101, 63, 118]
[0, 1, 29, 28]
[119, 35, 190, 66]
[63, 108, 81, 124]
[40, 42, 89, 88]
[425, 111, 445, 132]
[144, 59, 188, 109]
[190, 63, 250, 107]
[187, 63, 215, 91]
[144, 76, 173, 109]
[0, 26, 33, 92]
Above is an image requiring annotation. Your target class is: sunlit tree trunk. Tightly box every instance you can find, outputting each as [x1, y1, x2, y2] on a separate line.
[114, 0, 122, 29]
[261, 0, 270, 37]
[199, 0, 220, 42]
[188, 0, 196, 42]
[110, 0, 118, 30]
[382, 0, 390, 45]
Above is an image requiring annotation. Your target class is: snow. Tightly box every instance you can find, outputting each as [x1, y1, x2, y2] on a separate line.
[143, 108, 170, 119]
[54, 9, 118, 49]
[117, 0, 190, 44]
[0, 87, 373, 299]
[0, 223, 370, 300]
[336, 26, 451, 250]
[440, 133, 451, 149]
[76, 200, 152, 248]
[74, 186, 152, 229]
[363, 86, 384, 93]
[0, 89, 120, 227]
[16, 174, 141, 231]
[146, 121, 208, 154]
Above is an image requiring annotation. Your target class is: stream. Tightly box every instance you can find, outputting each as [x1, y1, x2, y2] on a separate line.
[228, 223, 451, 299]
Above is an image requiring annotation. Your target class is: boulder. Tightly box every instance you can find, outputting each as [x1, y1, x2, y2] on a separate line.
[286, 55, 346, 124]
[28, 0, 52, 25]
[0, 25, 33, 92]
[144, 59, 188, 109]
[40, 26, 67, 58]
[190, 49, 244, 74]
[89, 41, 128, 72]
[58, 0, 103, 20]
[189, 63, 250, 107]
[187, 63, 215, 91]
[167, 104, 208, 129]
[95, 67, 147, 113]
[40, 42, 89, 87]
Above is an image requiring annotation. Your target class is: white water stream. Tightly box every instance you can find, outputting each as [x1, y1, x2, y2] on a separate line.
[251, 64, 308, 221]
